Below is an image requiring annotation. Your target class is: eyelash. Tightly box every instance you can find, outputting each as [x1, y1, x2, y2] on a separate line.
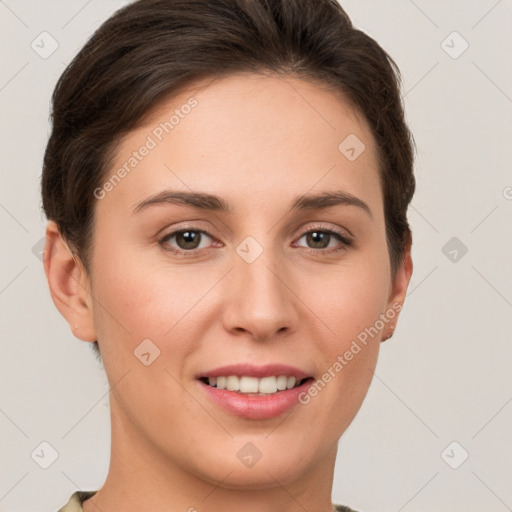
[158, 224, 354, 258]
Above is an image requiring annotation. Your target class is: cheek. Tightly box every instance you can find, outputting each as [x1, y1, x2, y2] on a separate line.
[300, 279, 384, 440]
[91, 238, 204, 335]
[310, 275, 383, 392]
[303, 257, 390, 346]
[297, 253, 389, 418]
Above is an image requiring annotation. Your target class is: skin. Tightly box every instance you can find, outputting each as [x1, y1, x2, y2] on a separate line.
[44, 72, 412, 512]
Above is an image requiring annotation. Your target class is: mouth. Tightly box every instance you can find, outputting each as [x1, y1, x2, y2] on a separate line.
[198, 375, 312, 396]
[196, 364, 315, 419]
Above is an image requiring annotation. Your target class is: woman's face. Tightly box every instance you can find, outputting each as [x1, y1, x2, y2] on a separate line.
[80, 73, 411, 488]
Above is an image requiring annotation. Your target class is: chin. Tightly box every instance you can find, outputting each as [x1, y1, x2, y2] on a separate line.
[208, 464, 307, 490]
[189, 442, 317, 489]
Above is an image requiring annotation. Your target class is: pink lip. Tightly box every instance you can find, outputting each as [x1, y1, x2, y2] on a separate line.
[196, 363, 311, 380]
[196, 364, 314, 420]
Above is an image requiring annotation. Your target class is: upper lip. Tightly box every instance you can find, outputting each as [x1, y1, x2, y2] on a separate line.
[196, 364, 311, 380]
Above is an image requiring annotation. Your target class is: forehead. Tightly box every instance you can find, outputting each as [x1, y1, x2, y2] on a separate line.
[100, 72, 382, 218]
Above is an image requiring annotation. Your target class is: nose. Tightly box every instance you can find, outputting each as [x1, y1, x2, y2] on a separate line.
[221, 247, 299, 342]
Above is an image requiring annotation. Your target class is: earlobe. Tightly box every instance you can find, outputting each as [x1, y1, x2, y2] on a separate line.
[43, 221, 97, 342]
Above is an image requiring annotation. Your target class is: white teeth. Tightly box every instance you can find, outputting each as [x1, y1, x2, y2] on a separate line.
[205, 374, 303, 394]
[259, 376, 277, 393]
[226, 375, 240, 391]
[240, 376, 259, 393]
[276, 375, 288, 390]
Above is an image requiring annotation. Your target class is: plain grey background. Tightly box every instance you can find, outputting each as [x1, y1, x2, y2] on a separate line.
[1, 1, 511, 511]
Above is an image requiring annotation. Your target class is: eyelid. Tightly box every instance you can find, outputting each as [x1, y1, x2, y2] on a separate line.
[292, 224, 354, 254]
[158, 226, 219, 255]
[297, 222, 353, 241]
[158, 222, 355, 255]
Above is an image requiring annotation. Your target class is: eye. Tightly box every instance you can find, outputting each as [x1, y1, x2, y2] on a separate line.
[294, 228, 353, 254]
[158, 225, 353, 257]
[159, 228, 216, 255]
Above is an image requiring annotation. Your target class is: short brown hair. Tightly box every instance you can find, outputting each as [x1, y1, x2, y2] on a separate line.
[41, 0, 415, 359]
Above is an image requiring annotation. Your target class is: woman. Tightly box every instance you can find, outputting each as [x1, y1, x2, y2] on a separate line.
[41, 0, 415, 510]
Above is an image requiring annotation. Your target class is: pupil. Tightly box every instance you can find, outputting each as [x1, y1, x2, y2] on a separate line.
[308, 231, 328, 249]
[178, 231, 199, 249]
[175, 230, 330, 251]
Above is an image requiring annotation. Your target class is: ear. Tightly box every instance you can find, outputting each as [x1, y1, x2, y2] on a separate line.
[382, 236, 413, 342]
[43, 220, 97, 342]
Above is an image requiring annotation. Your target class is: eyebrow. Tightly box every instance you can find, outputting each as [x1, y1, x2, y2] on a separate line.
[132, 189, 372, 218]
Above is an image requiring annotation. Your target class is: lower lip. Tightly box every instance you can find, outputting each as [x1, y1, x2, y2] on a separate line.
[198, 379, 313, 420]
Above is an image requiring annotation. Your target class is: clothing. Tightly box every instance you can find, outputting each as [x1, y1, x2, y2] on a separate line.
[57, 490, 359, 511]
[57, 491, 96, 512]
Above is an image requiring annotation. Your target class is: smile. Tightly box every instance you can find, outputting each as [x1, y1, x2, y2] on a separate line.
[201, 375, 306, 395]
[196, 364, 314, 419]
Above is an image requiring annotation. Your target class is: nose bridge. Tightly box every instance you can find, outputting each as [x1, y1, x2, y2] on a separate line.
[241, 248, 283, 303]
[222, 238, 297, 340]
